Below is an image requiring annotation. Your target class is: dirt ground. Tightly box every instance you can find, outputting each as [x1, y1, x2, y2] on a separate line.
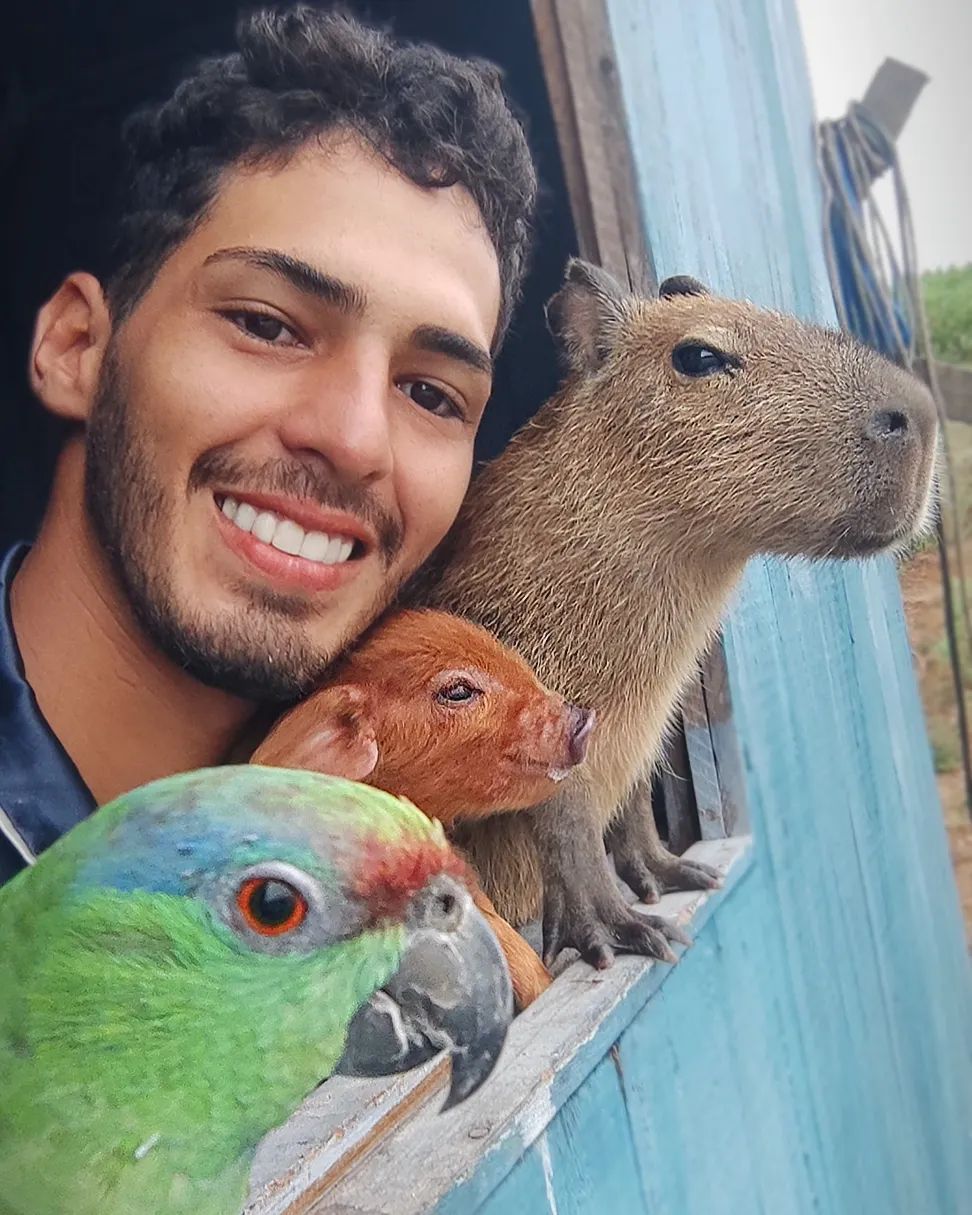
[898, 420, 972, 944]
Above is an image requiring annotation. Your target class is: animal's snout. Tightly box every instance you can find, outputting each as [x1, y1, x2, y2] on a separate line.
[827, 367, 939, 556]
[567, 705, 596, 765]
[864, 368, 937, 455]
[867, 407, 911, 441]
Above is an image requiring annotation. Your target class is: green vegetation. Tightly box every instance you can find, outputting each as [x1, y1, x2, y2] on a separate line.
[922, 264, 972, 367]
[931, 719, 961, 775]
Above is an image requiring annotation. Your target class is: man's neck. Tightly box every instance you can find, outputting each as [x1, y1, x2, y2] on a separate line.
[11, 449, 256, 807]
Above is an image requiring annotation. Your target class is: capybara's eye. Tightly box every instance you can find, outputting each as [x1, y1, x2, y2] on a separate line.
[672, 342, 739, 377]
[435, 680, 482, 706]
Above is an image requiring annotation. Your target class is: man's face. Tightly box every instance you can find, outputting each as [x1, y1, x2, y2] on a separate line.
[83, 135, 500, 700]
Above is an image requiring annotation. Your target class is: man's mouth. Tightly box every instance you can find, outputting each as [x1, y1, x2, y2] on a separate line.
[216, 495, 365, 567]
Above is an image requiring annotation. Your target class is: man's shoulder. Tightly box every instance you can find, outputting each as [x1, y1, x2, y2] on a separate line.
[0, 541, 28, 588]
[0, 541, 96, 888]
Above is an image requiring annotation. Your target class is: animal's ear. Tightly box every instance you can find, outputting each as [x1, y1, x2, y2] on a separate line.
[545, 258, 628, 375]
[658, 275, 709, 299]
[251, 685, 379, 781]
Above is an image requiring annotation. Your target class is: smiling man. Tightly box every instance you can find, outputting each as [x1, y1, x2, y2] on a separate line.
[0, 5, 537, 884]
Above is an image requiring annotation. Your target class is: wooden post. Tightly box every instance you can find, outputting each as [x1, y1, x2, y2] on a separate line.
[531, 0, 656, 294]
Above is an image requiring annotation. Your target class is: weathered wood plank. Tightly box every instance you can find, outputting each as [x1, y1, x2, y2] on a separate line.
[476, 1055, 650, 1215]
[619, 916, 771, 1215]
[728, 558, 924, 1213]
[658, 727, 699, 857]
[475, 1136, 557, 1215]
[544, 1054, 647, 1215]
[680, 667, 728, 840]
[700, 639, 750, 835]
[703, 909, 816, 1215]
[530, 0, 599, 262]
[530, 0, 655, 292]
[833, 558, 972, 1208]
[246, 1062, 450, 1213]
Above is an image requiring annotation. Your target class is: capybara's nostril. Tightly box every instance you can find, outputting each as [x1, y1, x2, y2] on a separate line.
[868, 408, 910, 440]
[567, 706, 597, 765]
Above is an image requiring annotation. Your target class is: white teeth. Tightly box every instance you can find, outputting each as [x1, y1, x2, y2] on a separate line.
[251, 511, 277, 544]
[271, 519, 305, 556]
[218, 496, 357, 566]
[299, 531, 331, 561]
[234, 502, 258, 533]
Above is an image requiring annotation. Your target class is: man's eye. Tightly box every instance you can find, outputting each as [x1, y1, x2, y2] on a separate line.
[227, 311, 300, 347]
[400, 379, 464, 420]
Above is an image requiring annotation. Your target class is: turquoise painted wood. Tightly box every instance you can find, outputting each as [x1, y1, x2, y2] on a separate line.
[478, 1058, 649, 1215]
[438, 0, 972, 1211]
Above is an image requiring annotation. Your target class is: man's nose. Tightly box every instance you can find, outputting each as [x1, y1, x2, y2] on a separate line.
[277, 354, 395, 485]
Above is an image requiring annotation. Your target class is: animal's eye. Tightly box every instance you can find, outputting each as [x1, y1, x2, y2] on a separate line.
[672, 342, 737, 377]
[435, 680, 482, 706]
[236, 877, 308, 936]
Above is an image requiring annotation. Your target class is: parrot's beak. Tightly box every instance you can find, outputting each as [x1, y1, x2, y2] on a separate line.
[334, 875, 513, 1109]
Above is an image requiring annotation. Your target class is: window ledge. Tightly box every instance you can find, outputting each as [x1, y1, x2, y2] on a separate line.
[246, 834, 754, 1215]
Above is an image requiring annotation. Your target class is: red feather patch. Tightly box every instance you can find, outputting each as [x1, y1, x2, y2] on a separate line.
[352, 836, 468, 922]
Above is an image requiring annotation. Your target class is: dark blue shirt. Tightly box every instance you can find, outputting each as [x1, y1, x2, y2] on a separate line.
[0, 543, 96, 886]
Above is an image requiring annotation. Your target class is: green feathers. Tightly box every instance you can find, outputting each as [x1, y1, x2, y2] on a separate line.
[0, 766, 460, 1215]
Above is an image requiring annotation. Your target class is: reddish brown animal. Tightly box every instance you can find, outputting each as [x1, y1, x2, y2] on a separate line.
[251, 607, 595, 1007]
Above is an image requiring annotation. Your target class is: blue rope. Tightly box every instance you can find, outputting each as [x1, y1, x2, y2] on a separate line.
[819, 103, 914, 362]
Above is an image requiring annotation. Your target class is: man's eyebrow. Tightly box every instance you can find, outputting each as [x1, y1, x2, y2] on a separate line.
[203, 248, 491, 375]
[411, 325, 493, 377]
[202, 246, 367, 316]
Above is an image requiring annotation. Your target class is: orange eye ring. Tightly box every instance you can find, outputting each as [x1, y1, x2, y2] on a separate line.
[236, 877, 309, 936]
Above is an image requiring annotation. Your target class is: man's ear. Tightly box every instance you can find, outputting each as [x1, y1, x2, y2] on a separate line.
[30, 272, 112, 423]
[544, 258, 628, 376]
[251, 685, 380, 782]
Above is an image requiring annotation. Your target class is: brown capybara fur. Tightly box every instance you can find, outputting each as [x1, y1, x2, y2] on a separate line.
[411, 260, 938, 969]
[251, 606, 596, 1006]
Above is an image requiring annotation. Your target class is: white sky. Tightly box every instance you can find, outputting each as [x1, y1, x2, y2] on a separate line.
[795, 0, 972, 271]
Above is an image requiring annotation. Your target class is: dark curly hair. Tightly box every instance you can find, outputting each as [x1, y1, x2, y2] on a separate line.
[104, 5, 538, 347]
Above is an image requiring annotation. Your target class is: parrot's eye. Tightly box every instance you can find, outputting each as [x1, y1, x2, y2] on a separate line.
[236, 877, 308, 936]
[435, 680, 482, 706]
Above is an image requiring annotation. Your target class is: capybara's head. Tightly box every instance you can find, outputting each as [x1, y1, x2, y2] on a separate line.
[546, 260, 938, 561]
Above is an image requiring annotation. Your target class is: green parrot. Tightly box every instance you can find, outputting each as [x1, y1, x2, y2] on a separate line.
[0, 765, 512, 1215]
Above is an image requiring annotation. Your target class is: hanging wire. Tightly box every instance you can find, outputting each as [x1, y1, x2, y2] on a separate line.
[818, 101, 972, 817]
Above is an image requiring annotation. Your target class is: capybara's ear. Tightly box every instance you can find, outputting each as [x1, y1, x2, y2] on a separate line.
[545, 257, 628, 375]
[251, 685, 379, 781]
[658, 274, 709, 298]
